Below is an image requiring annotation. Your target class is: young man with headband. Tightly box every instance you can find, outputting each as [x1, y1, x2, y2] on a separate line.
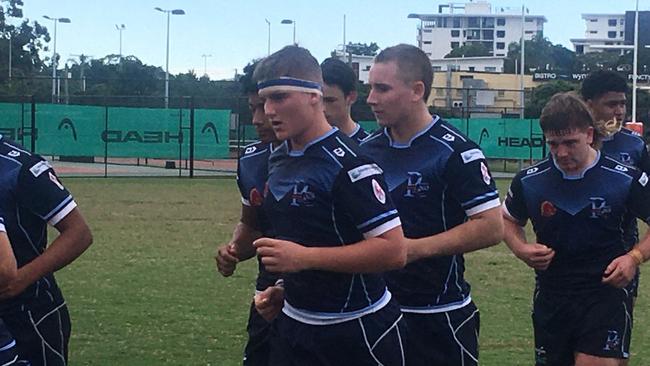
[252, 45, 408, 366]
[321, 57, 369, 143]
[503, 92, 650, 366]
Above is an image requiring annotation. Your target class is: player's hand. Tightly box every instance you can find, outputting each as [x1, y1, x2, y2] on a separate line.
[254, 238, 308, 273]
[0, 268, 30, 300]
[602, 254, 638, 288]
[215, 243, 238, 277]
[254, 285, 285, 322]
[513, 243, 555, 270]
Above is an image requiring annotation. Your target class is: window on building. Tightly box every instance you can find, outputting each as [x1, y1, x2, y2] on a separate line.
[496, 42, 505, 49]
[433, 66, 442, 72]
[453, 18, 461, 28]
[451, 42, 460, 49]
[525, 18, 533, 22]
[468, 17, 480, 28]
[485, 66, 497, 72]
[483, 30, 494, 40]
[525, 30, 534, 34]
[497, 18, 505, 26]
[498, 90, 505, 97]
[608, 31, 617, 38]
[496, 53, 505, 56]
[575, 45, 584, 54]
[451, 30, 460, 37]
[589, 30, 598, 34]
[424, 41, 432, 44]
[605, 42, 613, 45]
[468, 66, 476, 71]
[608, 19, 617, 26]
[423, 29, 432, 33]
[482, 17, 495, 28]
[589, 18, 598, 22]
[620, 31, 624, 37]
[621, 19, 625, 25]
[468, 30, 481, 40]
[460, 75, 474, 80]
[497, 30, 505, 38]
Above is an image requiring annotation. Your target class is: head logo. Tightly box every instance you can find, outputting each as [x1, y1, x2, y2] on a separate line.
[201, 122, 220, 144]
[58, 118, 77, 141]
[526, 167, 539, 175]
[589, 197, 612, 218]
[290, 181, 315, 207]
[615, 164, 628, 172]
[404, 171, 430, 198]
[7, 150, 20, 157]
[245, 146, 257, 154]
[333, 147, 345, 157]
[478, 128, 490, 145]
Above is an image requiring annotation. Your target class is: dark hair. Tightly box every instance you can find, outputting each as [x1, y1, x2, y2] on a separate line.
[540, 92, 602, 147]
[580, 70, 628, 101]
[253, 45, 323, 85]
[321, 58, 358, 96]
[375, 44, 433, 101]
[239, 59, 262, 95]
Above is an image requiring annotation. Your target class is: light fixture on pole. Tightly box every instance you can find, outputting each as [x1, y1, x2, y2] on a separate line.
[155, 7, 185, 109]
[201, 54, 212, 77]
[43, 15, 71, 104]
[115, 24, 126, 62]
[281, 19, 296, 45]
[265, 18, 271, 55]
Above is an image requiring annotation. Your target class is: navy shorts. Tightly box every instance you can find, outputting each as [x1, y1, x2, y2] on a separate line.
[533, 287, 632, 366]
[243, 301, 274, 366]
[270, 300, 407, 366]
[402, 301, 480, 366]
[2, 292, 70, 366]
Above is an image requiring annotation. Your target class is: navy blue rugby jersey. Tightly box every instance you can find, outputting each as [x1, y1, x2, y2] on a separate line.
[263, 128, 401, 323]
[360, 116, 500, 312]
[504, 152, 650, 293]
[601, 128, 650, 172]
[0, 135, 76, 308]
[349, 123, 370, 144]
[602, 128, 650, 248]
[236, 141, 278, 291]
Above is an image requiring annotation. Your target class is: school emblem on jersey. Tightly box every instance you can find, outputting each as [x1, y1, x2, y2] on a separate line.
[7, 150, 19, 157]
[589, 197, 611, 218]
[540, 201, 556, 217]
[603, 330, 620, 351]
[49, 172, 65, 190]
[245, 146, 257, 154]
[404, 172, 429, 198]
[619, 152, 631, 164]
[290, 181, 315, 207]
[480, 162, 491, 185]
[442, 133, 455, 142]
[372, 179, 386, 204]
[249, 188, 263, 206]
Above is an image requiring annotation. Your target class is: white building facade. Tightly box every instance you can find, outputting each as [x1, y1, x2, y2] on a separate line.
[409, 1, 546, 60]
[570, 14, 626, 54]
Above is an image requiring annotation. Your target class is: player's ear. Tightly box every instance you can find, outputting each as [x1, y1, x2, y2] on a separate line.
[412, 81, 425, 102]
[346, 90, 358, 106]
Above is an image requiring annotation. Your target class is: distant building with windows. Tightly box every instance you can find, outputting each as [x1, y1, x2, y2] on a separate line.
[408, 1, 546, 60]
[570, 14, 626, 54]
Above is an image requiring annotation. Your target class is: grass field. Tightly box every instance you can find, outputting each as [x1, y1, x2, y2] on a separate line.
[54, 177, 650, 365]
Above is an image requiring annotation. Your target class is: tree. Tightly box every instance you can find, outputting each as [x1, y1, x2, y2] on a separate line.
[525, 80, 576, 118]
[505, 34, 575, 74]
[344, 42, 379, 56]
[444, 43, 491, 58]
[0, 0, 50, 79]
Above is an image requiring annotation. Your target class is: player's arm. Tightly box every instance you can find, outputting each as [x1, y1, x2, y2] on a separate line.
[502, 210, 555, 270]
[0, 208, 92, 299]
[216, 204, 261, 277]
[0, 219, 17, 287]
[603, 172, 650, 287]
[255, 165, 406, 274]
[255, 226, 406, 273]
[407, 206, 502, 262]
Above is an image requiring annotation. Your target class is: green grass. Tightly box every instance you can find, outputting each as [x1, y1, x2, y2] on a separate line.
[53, 177, 650, 365]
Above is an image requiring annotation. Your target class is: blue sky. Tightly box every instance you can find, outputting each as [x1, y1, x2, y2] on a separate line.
[20, 0, 644, 80]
